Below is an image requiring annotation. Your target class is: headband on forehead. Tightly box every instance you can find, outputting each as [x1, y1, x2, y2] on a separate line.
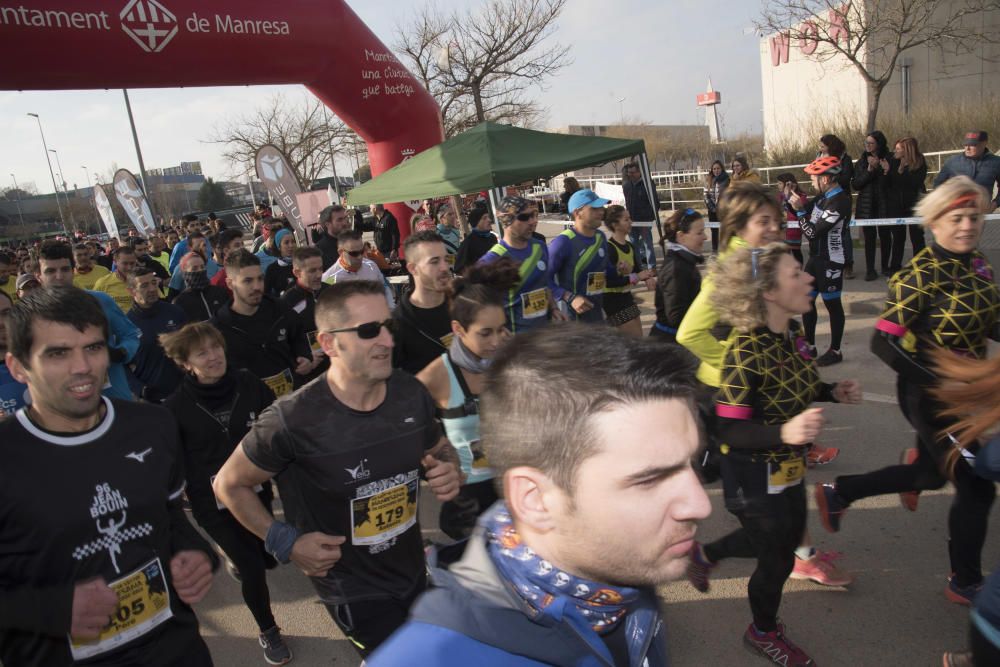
[945, 193, 980, 214]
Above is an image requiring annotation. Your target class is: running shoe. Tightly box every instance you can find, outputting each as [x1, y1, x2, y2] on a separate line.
[945, 576, 983, 606]
[942, 651, 974, 666]
[815, 349, 843, 367]
[844, 264, 855, 280]
[686, 542, 716, 593]
[806, 443, 840, 468]
[899, 448, 920, 511]
[864, 270, 879, 281]
[815, 483, 848, 533]
[743, 623, 815, 666]
[790, 550, 854, 586]
[259, 625, 293, 665]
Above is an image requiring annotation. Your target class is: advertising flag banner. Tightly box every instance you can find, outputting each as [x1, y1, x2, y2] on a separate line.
[255, 145, 305, 239]
[112, 169, 156, 238]
[93, 184, 120, 241]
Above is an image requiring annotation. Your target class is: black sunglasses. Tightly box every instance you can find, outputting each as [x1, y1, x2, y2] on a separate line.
[345, 249, 365, 257]
[325, 318, 396, 340]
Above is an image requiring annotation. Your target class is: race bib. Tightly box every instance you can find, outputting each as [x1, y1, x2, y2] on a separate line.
[307, 331, 321, 354]
[469, 440, 491, 472]
[350, 472, 419, 546]
[69, 558, 173, 660]
[262, 369, 293, 398]
[586, 272, 606, 296]
[520, 288, 548, 319]
[210, 474, 263, 511]
[445, 253, 456, 267]
[767, 457, 805, 494]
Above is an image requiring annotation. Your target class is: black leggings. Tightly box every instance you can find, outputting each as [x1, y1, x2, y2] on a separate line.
[199, 513, 277, 632]
[835, 377, 996, 586]
[324, 578, 426, 658]
[704, 483, 807, 632]
[803, 296, 845, 351]
[439, 479, 499, 540]
[863, 226, 893, 273]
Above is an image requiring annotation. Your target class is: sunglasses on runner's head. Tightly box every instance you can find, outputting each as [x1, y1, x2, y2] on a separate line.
[325, 319, 396, 339]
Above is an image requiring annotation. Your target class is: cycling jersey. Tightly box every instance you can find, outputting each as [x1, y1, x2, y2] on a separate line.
[478, 239, 550, 333]
[548, 229, 609, 324]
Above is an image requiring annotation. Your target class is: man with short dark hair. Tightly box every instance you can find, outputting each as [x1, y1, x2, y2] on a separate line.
[934, 130, 1000, 211]
[391, 231, 453, 374]
[214, 280, 462, 659]
[171, 252, 229, 324]
[129, 237, 170, 283]
[0, 289, 28, 417]
[35, 241, 141, 402]
[312, 205, 352, 270]
[149, 234, 171, 273]
[371, 204, 400, 260]
[548, 188, 612, 323]
[71, 243, 110, 291]
[168, 215, 213, 274]
[281, 246, 326, 368]
[369, 325, 711, 666]
[127, 268, 186, 402]
[213, 249, 316, 397]
[622, 161, 658, 269]
[209, 227, 246, 295]
[0, 286, 217, 666]
[94, 246, 138, 312]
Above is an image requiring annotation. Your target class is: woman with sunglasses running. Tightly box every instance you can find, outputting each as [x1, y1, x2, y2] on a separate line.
[416, 260, 518, 539]
[677, 182, 851, 586]
[602, 204, 656, 336]
[651, 208, 706, 342]
[686, 243, 862, 667]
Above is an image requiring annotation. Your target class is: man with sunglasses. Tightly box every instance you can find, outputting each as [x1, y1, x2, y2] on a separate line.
[479, 196, 558, 333]
[321, 230, 396, 309]
[214, 249, 316, 398]
[548, 189, 612, 323]
[392, 231, 455, 374]
[214, 280, 463, 659]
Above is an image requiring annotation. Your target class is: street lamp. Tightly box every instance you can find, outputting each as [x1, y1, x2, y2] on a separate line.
[617, 97, 626, 126]
[26, 112, 67, 233]
[81, 166, 92, 189]
[49, 148, 77, 230]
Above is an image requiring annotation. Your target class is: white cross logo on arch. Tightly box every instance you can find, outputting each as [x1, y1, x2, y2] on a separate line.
[120, 0, 178, 54]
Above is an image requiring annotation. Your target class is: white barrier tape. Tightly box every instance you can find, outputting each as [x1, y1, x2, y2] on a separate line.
[705, 214, 1000, 229]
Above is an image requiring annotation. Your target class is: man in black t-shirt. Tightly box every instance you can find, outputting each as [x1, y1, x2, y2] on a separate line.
[391, 231, 454, 374]
[281, 246, 328, 381]
[0, 286, 216, 666]
[213, 249, 316, 397]
[214, 280, 462, 659]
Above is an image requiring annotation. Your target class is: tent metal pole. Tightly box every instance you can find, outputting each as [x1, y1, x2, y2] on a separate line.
[638, 152, 664, 257]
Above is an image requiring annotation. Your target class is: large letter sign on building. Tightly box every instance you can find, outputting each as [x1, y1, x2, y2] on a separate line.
[0, 0, 444, 240]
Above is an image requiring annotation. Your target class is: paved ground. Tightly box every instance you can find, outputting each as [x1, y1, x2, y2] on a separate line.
[194, 239, 1000, 666]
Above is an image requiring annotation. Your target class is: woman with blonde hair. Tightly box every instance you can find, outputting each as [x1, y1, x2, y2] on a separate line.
[816, 176, 1000, 606]
[677, 182, 851, 586]
[886, 136, 928, 270]
[686, 243, 861, 667]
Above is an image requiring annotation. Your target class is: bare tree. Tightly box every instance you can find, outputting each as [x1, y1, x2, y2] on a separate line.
[395, 0, 571, 137]
[757, 1, 999, 131]
[206, 94, 360, 189]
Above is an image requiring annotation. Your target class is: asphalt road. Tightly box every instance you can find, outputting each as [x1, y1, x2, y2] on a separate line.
[194, 242, 1000, 667]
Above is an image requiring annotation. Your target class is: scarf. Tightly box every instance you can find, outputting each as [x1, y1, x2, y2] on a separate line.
[484, 503, 656, 658]
[183, 269, 209, 291]
[449, 335, 491, 373]
[185, 369, 237, 410]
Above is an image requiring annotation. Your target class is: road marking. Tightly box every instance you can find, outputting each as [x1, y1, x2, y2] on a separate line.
[862, 392, 896, 404]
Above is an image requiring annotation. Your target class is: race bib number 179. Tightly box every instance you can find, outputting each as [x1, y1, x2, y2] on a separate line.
[350, 472, 419, 546]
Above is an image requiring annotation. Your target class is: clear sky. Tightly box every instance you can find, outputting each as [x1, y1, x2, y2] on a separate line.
[2, 0, 765, 196]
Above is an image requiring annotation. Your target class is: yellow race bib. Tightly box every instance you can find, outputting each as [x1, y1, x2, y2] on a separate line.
[586, 272, 606, 296]
[262, 369, 294, 398]
[350, 472, 419, 546]
[767, 457, 805, 494]
[307, 331, 321, 355]
[520, 288, 548, 319]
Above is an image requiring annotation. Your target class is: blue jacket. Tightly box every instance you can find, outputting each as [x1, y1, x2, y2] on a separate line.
[88, 290, 141, 401]
[0, 362, 28, 417]
[933, 151, 1000, 205]
[368, 525, 670, 667]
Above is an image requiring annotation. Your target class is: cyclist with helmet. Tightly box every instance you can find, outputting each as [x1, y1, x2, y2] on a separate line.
[789, 156, 852, 367]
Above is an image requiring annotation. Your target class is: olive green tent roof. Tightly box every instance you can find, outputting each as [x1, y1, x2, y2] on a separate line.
[346, 122, 646, 205]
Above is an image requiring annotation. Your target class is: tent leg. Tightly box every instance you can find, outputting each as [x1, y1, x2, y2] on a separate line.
[488, 187, 506, 238]
[638, 152, 664, 262]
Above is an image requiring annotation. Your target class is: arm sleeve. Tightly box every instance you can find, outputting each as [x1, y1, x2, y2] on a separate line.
[870, 265, 936, 384]
[676, 278, 725, 369]
[0, 584, 73, 635]
[799, 206, 842, 240]
[100, 294, 142, 364]
[933, 161, 952, 187]
[714, 341, 783, 449]
[241, 403, 296, 474]
[661, 261, 689, 329]
[836, 156, 854, 192]
[547, 235, 570, 302]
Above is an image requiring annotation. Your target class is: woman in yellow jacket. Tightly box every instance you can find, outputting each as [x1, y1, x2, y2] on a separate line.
[730, 156, 762, 184]
[677, 181, 853, 587]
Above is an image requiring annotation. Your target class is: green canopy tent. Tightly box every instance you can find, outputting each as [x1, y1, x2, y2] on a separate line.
[346, 121, 662, 244]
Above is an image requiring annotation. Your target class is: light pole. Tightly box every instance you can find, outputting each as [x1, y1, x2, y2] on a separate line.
[49, 148, 77, 230]
[9, 173, 27, 234]
[81, 166, 92, 189]
[27, 112, 67, 234]
[617, 97, 626, 126]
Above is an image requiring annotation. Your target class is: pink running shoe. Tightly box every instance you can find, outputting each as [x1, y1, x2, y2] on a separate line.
[743, 623, 816, 666]
[790, 550, 854, 586]
[806, 442, 840, 468]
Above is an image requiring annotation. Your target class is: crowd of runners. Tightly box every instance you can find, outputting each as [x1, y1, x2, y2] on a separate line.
[1, 130, 1000, 666]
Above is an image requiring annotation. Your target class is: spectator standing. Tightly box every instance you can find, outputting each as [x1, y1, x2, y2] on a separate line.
[730, 156, 761, 184]
[934, 130, 1000, 210]
[622, 161, 658, 269]
[454, 208, 497, 274]
[372, 204, 401, 260]
[853, 131, 894, 280]
[886, 136, 928, 273]
[435, 202, 463, 266]
[704, 160, 730, 252]
[559, 176, 581, 214]
[126, 267, 186, 403]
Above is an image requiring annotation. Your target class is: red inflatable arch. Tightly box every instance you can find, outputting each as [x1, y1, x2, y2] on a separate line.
[0, 0, 444, 239]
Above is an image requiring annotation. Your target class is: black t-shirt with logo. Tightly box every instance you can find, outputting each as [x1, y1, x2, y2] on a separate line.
[392, 291, 454, 375]
[0, 399, 210, 666]
[241, 371, 441, 603]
